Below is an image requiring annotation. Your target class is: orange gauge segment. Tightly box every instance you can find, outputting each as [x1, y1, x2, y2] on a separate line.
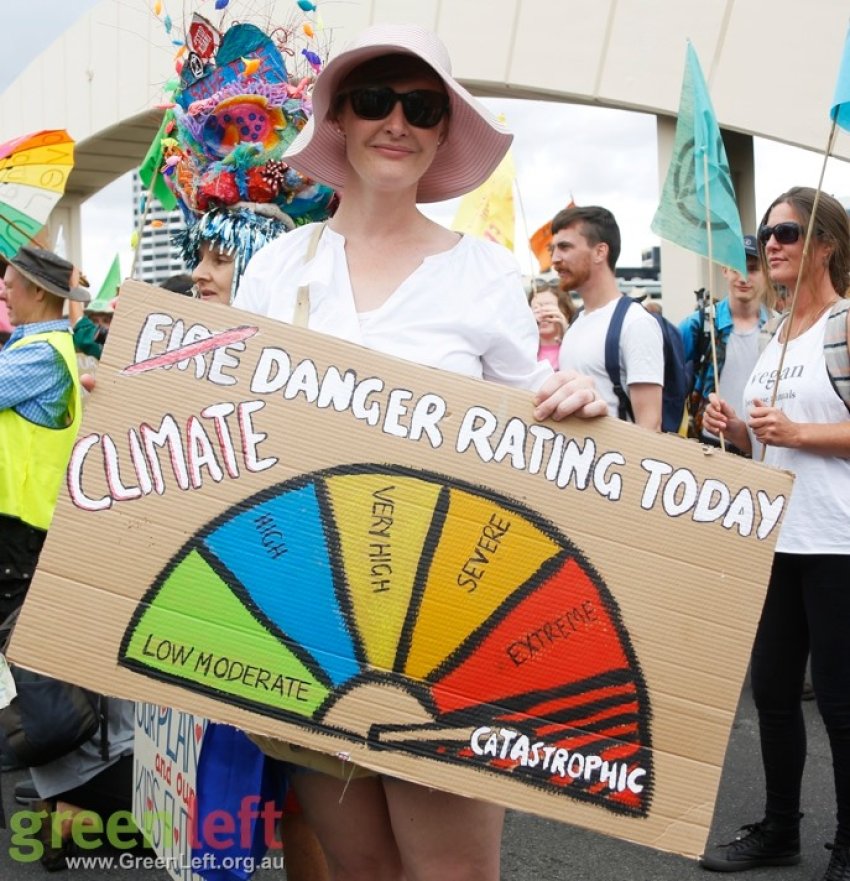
[404, 487, 560, 680]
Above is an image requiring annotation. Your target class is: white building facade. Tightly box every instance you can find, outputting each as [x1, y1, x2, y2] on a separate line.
[2, 0, 850, 319]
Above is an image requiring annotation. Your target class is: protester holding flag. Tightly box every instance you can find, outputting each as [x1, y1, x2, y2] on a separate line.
[679, 235, 772, 451]
[234, 22, 607, 881]
[700, 187, 850, 880]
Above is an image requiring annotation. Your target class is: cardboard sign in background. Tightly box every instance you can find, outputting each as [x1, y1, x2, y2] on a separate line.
[12, 281, 793, 857]
[133, 704, 207, 881]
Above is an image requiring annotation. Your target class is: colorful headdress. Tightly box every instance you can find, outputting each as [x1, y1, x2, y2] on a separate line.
[157, 15, 335, 294]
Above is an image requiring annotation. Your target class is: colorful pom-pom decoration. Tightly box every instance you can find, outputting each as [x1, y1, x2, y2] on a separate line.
[301, 48, 322, 73]
[297, 0, 317, 11]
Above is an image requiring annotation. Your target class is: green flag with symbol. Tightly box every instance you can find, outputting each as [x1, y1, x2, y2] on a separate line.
[651, 42, 746, 275]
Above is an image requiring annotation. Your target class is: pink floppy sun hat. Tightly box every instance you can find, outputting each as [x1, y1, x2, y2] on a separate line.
[283, 23, 513, 203]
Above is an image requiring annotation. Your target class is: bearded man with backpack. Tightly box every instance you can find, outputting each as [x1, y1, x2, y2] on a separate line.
[679, 235, 772, 453]
[554, 206, 665, 431]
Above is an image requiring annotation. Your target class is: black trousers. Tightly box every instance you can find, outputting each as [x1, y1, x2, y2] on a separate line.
[0, 515, 45, 620]
[751, 552, 850, 844]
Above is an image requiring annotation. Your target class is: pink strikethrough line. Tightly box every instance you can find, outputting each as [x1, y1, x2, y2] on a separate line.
[121, 325, 259, 375]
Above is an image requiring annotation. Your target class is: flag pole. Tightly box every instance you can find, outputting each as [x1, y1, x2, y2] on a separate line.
[0, 212, 52, 253]
[514, 178, 541, 286]
[757, 116, 839, 461]
[702, 150, 726, 453]
[651, 41, 747, 448]
[129, 178, 158, 279]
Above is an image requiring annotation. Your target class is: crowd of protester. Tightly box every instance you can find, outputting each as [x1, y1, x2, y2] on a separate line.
[2, 19, 850, 881]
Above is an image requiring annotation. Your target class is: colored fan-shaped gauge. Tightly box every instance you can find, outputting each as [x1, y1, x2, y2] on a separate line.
[120, 464, 653, 815]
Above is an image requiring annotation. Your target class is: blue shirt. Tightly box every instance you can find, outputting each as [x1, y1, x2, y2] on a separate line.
[678, 299, 771, 398]
[0, 320, 74, 428]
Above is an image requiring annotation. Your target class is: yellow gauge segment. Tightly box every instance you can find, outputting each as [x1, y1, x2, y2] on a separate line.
[324, 472, 443, 671]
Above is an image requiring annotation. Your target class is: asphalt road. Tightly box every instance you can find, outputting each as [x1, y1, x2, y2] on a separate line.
[0, 682, 835, 880]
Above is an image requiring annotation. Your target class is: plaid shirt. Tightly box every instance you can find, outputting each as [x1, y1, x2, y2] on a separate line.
[0, 320, 74, 428]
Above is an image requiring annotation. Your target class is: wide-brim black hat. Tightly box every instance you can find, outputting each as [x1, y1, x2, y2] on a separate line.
[10, 246, 91, 303]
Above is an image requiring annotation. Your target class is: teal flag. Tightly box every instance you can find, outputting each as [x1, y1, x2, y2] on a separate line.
[831, 22, 850, 130]
[651, 42, 746, 275]
[138, 110, 178, 212]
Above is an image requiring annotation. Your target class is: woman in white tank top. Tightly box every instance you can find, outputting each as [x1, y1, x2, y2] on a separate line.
[700, 188, 850, 881]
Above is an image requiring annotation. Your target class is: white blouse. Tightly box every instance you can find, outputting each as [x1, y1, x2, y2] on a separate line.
[235, 223, 552, 391]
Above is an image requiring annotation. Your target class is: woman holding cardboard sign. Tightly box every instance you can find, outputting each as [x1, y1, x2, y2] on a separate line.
[701, 187, 850, 880]
[234, 22, 606, 881]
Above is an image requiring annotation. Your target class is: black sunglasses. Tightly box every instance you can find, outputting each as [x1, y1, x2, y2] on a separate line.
[757, 221, 804, 246]
[345, 87, 449, 129]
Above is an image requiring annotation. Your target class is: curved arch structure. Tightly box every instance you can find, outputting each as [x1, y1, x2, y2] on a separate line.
[1, 0, 847, 310]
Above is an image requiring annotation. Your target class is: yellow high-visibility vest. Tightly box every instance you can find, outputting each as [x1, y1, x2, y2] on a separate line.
[0, 330, 82, 530]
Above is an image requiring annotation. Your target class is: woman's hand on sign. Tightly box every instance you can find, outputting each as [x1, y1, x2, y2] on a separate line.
[81, 374, 96, 393]
[533, 370, 608, 422]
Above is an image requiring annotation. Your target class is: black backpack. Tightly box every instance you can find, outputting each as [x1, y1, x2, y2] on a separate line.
[603, 296, 688, 433]
[685, 289, 728, 436]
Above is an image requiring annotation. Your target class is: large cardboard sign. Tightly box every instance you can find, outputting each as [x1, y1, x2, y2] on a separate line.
[12, 281, 793, 857]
